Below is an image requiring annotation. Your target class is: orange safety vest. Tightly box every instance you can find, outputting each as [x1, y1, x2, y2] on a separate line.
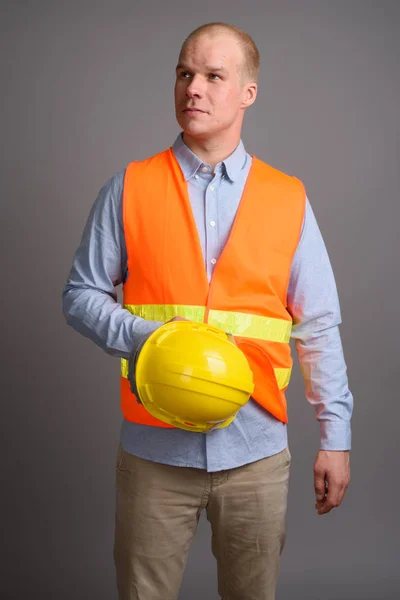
[120, 147, 306, 427]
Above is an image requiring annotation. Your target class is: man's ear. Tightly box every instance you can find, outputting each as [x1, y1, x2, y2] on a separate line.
[242, 83, 257, 109]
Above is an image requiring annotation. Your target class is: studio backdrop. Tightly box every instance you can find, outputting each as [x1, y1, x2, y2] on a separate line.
[1, 1, 398, 599]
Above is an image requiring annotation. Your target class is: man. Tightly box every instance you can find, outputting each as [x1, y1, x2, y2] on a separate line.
[62, 22, 353, 600]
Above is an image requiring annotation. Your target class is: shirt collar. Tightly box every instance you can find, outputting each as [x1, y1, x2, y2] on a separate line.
[171, 132, 248, 182]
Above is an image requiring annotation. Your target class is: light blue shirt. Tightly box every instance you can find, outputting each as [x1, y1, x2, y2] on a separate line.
[62, 133, 353, 471]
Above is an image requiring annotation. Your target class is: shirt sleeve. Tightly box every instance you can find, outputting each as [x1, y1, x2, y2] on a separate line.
[61, 170, 163, 360]
[287, 197, 354, 450]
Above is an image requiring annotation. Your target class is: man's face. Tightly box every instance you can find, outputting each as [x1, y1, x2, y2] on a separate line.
[174, 33, 252, 141]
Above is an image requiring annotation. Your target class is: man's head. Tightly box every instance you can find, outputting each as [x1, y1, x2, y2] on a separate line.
[174, 23, 259, 145]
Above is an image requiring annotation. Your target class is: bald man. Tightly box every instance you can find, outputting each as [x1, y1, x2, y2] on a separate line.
[62, 22, 353, 600]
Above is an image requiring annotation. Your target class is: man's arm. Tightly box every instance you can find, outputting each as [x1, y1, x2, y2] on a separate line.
[61, 170, 163, 359]
[287, 197, 353, 515]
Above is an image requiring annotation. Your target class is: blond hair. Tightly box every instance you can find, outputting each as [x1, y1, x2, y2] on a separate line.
[180, 22, 260, 84]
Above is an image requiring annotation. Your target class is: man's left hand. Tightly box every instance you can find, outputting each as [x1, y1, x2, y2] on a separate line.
[314, 450, 350, 515]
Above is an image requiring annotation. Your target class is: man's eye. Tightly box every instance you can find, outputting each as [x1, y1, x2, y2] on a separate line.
[180, 72, 191, 78]
[209, 74, 220, 80]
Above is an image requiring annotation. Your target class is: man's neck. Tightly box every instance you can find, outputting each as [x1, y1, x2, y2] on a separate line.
[182, 132, 241, 172]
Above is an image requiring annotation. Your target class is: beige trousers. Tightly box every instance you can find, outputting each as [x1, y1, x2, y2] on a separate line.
[113, 443, 291, 600]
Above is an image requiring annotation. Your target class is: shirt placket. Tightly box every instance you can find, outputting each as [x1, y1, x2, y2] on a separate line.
[204, 169, 220, 281]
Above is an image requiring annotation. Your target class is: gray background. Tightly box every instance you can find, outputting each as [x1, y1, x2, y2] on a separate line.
[1, 1, 399, 598]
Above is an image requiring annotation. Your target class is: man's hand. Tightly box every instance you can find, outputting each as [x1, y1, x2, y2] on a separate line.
[167, 316, 188, 322]
[226, 332, 237, 345]
[314, 450, 350, 515]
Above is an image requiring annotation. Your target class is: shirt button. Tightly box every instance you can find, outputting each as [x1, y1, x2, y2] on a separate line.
[201, 166, 209, 173]
[210, 221, 216, 227]
[209, 185, 215, 191]
[194, 174, 199, 179]
[211, 258, 217, 265]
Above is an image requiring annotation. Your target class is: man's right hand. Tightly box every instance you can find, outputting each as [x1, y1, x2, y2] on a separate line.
[167, 316, 188, 322]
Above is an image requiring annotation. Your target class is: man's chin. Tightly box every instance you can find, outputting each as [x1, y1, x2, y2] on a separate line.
[178, 121, 212, 139]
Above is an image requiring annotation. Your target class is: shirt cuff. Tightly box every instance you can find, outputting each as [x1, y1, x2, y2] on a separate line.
[320, 420, 352, 451]
[128, 320, 163, 355]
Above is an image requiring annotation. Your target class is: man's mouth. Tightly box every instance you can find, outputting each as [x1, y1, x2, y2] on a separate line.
[183, 108, 206, 113]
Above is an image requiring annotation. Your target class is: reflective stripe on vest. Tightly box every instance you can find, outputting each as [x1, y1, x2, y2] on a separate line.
[120, 303, 293, 391]
[123, 304, 292, 342]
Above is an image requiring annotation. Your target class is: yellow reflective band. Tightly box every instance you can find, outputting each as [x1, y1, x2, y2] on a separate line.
[208, 310, 292, 343]
[120, 359, 291, 391]
[124, 304, 205, 323]
[121, 359, 129, 379]
[124, 304, 292, 343]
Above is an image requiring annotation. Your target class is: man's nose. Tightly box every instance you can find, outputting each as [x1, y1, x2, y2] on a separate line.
[185, 75, 203, 98]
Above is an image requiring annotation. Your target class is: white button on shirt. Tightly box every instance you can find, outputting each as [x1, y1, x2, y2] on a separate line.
[209, 185, 215, 191]
[201, 166, 209, 173]
[210, 221, 216, 227]
[211, 258, 217, 264]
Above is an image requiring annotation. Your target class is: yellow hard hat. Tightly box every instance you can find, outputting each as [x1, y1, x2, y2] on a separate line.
[135, 320, 254, 432]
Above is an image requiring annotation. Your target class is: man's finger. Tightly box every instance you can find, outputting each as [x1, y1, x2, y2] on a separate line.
[317, 480, 348, 514]
[168, 316, 188, 322]
[226, 332, 237, 345]
[314, 472, 327, 502]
